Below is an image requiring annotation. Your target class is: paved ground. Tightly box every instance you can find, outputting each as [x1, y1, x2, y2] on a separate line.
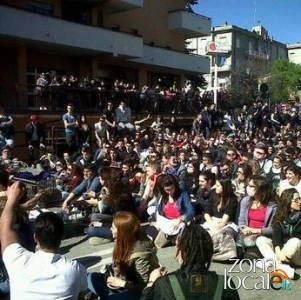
[60, 226, 301, 300]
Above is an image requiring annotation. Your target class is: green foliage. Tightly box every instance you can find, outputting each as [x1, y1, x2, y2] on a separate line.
[229, 73, 258, 106]
[268, 59, 301, 102]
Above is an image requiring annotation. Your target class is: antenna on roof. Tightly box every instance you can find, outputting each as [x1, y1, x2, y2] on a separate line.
[253, 0, 257, 26]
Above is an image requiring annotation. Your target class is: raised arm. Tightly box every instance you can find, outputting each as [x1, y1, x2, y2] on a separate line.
[0, 182, 24, 253]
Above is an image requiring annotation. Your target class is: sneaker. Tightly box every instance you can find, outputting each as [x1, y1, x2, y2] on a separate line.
[255, 258, 276, 271]
[276, 262, 295, 279]
[88, 237, 111, 246]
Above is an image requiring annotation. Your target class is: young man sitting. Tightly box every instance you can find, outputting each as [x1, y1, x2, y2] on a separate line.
[0, 182, 88, 299]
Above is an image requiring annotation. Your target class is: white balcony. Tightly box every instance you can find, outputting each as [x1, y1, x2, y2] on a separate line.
[0, 5, 143, 58]
[105, 0, 143, 14]
[168, 10, 211, 38]
[129, 45, 210, 74]
[211, 64, 232, 72]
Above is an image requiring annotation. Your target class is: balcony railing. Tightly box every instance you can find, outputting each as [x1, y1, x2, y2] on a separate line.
[168, 9, 211, 38]
[130, 45, 210, 74]
[105, 0, 143, 13]
[247, 50, 270, 60]
[0, 4, 143, 58]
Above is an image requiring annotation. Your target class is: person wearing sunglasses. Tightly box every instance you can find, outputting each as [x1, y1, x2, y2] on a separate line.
[256, 188, 301, 278]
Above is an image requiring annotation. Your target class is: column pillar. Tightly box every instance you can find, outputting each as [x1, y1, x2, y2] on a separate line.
[53, 0, 62, 18]
[91, 7, 99, 26]
[138, 68, 148, 88]
[180, 74, 186, 88]
[92, 58, 98, 77]
[17, 45, 27, 109]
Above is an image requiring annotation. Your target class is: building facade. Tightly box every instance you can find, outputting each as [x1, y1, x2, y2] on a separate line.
[288, 43, 301, 65]
[188, 24, 288, 91]
[0, 0, 211, 110]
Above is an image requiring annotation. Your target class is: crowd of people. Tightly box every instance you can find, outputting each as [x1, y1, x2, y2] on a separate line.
[0, 97, 301, 299]
[34, 72, 224, 114]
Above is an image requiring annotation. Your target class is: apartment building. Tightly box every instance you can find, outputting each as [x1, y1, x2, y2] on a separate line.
[0, 0, 211, 110]
[288, 43, 301, 65]
[188, 24, 288, 90]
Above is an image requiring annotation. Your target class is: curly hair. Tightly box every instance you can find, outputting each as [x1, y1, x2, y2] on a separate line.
[177, 223, 213, 272]
[272, 188, 298, 225]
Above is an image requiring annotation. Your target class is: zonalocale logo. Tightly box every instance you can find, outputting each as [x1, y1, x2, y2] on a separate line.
[224, 259, 291, 291]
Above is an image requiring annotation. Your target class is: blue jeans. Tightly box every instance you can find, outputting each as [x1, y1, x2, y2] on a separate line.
[0, 279, 9, 296]
[85, 226, 113, 240]
[87, 273, 133, 300]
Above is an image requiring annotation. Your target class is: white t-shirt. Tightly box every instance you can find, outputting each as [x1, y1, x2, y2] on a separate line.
[3, 243, 87, 300]
[279, 179, 301, 195]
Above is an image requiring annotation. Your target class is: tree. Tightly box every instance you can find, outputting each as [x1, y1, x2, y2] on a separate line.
[229, 57, 264, 106]
[229, 72, 258, 107]
[268, 59, 301, 102]
[186, 0, 199, 12]
[186, 74, 207, 89]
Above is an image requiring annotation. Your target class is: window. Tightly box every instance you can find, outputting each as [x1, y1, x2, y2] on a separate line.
[217, 56, 226, 67]
[254, 39, 259, 52]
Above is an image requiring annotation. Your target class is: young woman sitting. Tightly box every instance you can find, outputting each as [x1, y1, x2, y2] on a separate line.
[238, 175, 277, 249]
[202, 179, 238, 261]
[150, 175, 194, 248]
[88, 212, 159, 299]
[194, 170, 216, 220]
[256, 188, 301, 278]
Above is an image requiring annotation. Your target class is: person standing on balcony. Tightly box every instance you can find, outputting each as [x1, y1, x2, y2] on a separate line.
[35, 73, 48, 110]
[62, 103, 79, 154]
[24, 115, 46, 165]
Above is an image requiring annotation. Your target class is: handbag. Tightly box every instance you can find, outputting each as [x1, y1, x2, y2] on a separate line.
[236, 232, 258, 248]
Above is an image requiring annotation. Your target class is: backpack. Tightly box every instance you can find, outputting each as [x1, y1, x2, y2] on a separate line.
[168, 273, 224, 300]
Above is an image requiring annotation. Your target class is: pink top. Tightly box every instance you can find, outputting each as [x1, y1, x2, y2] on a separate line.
[163, 201, 181, 219]
[248, 206, 267, 228]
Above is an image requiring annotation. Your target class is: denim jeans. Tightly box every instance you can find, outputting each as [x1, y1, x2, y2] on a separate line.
[87, 273, 134, 300]
[85, 226, 113, 240]
[0, 279, 9, 297]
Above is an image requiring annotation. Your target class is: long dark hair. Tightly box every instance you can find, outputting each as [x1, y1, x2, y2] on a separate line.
[237, 163, 252, 181]
[249, 175, 271, 206]
[159, 175, 181, 203]
[214, 179, 234, 210]
[272, 188, 297, 225]
[177, 223, 213, 272]
[99, 167, 134, 212]
[198, 170, 216, 192]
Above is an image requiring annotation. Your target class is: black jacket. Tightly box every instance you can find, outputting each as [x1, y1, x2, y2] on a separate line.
[140, 269, 239, 300]
[272, 213, 301, 249]
[24, 122, 45, 145]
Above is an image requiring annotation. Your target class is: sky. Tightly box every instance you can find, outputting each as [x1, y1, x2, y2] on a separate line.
[194, 0, 301, 44]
